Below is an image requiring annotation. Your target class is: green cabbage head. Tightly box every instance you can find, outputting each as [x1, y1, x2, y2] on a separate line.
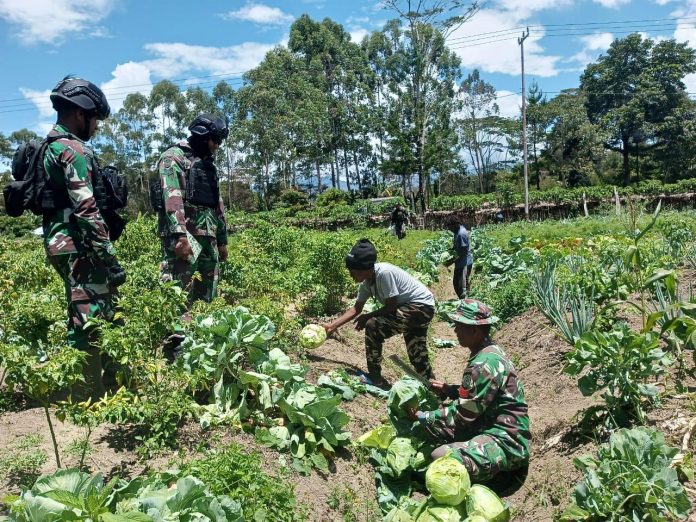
[425, 456, 471, 506]
[299, 324, 327, 349]
[415, 504, 462, 522]
[465, 485, 509, 522]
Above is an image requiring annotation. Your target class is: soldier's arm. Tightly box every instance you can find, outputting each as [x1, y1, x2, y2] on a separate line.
[215, 194, 228, 246]
[58, 144, 116, 263]
[418, 363, 503, 428]
[159, 151, 187, 236]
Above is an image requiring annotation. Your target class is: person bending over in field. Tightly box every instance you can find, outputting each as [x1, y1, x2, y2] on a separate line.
[323, 239, 435, 388]
[405, 299, 530, 483]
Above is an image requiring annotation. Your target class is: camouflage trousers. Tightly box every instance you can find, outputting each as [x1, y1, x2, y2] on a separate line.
[364, 303, 434, 380]
[160, 235, 219, 304]
[48, 252, 117, 400]
[49, 253, 116, 350]
[435, 434, 520, 483]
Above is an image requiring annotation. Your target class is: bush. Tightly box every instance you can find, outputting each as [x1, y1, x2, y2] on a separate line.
[317, 188, 349, 207]
[181, 444, 306, 521]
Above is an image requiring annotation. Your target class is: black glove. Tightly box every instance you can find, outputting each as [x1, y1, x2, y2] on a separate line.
[106, 261, 126, 287]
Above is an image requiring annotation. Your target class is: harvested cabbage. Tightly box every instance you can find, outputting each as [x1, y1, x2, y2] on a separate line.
[465, 485, 509, 522]
[415, 504, 462, 522]
[299, 324, 327, 349]
[387, 437, 418, 474]
[425, 456, 471, 506]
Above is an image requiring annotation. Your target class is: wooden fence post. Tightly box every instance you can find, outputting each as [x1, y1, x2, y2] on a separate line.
[614, 186, 621, 215]
[582, 191, 589, 217]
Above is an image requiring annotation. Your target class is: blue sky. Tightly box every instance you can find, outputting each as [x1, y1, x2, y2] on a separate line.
[1, 0, 695, 136]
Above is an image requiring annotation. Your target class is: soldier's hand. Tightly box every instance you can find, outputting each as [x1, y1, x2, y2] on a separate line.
[218, 244, 228, 262]
[354, 314, 370, 331]
[174, 236, 194, 261]
[429, 380, 448, 398]
[106, 262, 127, 287]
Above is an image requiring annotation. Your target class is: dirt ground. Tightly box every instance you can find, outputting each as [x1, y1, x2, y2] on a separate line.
[2, 267, 696, 521]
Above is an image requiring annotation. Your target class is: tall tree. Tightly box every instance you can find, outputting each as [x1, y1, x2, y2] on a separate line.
[580, 33, 696, 185]
[457, 70, 507, 193]
[525, 81, 550, 189]
[382, 0, 478, 212]
[543, 89, 603, 187]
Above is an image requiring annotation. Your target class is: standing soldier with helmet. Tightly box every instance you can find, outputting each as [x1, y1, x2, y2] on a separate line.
[43, 76, 126, 400]
[153, 113, 229, 305]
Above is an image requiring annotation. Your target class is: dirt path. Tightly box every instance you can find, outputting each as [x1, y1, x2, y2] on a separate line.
[2, 267, 696, 521]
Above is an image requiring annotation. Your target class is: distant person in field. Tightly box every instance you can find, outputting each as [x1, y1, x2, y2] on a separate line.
[153, 113, 229, 305]
[404, 299, 530, 483]
[323, 239, 435, 387]
[444, 215, 473, 298]
[390, 202, 409, 240]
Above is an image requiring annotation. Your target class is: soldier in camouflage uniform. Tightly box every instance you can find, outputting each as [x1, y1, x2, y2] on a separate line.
[155, 113, 228, 305]
[44, 77, 126, 400]
[324, 239, 436, 387]
[406, 299, 530, 483]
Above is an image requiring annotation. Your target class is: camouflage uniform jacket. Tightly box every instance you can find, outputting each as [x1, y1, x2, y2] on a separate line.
[42, 124, 116, 264]
[156, 141, 228, 245]
[418, 344, 530, 461]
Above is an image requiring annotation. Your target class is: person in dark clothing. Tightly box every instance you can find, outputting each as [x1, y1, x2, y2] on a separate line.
[390, 203, 409, 240]
[444, 215, 473, 298]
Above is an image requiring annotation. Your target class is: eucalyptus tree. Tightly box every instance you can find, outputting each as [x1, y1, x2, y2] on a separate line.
[457, 69, 506, 193]
[149, 80, 187, 150]
[382, 0, 478, 211]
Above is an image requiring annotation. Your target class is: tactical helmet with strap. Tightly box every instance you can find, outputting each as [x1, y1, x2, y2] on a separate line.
[188, 113, 228, 142]
[50, 77, 111, 120]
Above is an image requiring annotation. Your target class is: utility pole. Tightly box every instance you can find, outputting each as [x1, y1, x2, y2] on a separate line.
[518, 27, 530, 220]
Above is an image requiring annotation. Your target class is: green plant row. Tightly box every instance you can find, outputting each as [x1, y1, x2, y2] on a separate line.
[429, 179, 696, 211]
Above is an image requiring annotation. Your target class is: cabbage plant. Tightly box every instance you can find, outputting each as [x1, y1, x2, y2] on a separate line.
[425, 456, 471, 506]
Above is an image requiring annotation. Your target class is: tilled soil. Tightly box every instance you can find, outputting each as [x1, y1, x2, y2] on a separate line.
[2, 267, 696, 521]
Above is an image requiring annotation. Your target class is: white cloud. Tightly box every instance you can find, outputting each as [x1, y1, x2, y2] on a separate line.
[568, 32, 614, 64]
[654, 0, 674, 4]
[0, 0, 116, 45]
[496, 90, 521, 118]
[592, 0, 630, 7]
[142, 41, 278, 78]
[448, 9, 562, 77]
[349, 28, 370, 43]
[496, 0, 574, 18]
[19, 88, 53, 119]
[221, 3, 294, 25]
[101, 62, 153, 113]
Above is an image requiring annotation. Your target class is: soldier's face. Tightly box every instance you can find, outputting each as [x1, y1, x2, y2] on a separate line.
[77, 109, 99, 141]
[453, 322, 485, 348]
[207, 137, 220, 155]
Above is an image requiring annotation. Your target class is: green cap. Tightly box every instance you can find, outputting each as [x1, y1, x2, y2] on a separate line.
[447, 298, 499, 325]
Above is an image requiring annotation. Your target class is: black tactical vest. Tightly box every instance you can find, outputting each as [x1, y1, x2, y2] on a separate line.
[185, 157, 219, 208]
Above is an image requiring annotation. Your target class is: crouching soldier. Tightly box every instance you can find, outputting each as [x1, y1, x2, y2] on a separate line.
[405, 299, 530, 483]
[323, 239, 436, 387]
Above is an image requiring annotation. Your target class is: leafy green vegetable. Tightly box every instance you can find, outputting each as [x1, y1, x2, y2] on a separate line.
[561, 427, 691, 521]
[465, 485, 509, 522]
[425, 456, 471, 506]
[357, 425, 396, 449]
[415, 503, 462, 522]
[387, 437, 418, 475]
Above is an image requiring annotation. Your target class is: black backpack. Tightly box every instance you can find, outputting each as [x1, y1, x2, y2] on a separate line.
[93, 163, 128, 211]
[3, 134, 70, 217]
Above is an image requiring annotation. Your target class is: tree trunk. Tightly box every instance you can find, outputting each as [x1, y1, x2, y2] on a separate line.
[315, 160, 322, 194]
[622, 137, 630, 186]
[352, 149, 362, 192]
[343, 148, 351, 193]
[330, 156, 337, 188]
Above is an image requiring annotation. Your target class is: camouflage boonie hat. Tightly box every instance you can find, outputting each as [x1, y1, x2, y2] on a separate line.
[447, 298, 499, 325]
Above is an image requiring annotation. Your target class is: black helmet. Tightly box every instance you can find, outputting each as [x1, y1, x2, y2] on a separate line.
[188, 113, 229, 142]
[50, 76, 111, 120]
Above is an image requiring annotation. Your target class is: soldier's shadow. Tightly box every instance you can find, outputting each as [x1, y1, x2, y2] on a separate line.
[484, 466, 528, 498]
